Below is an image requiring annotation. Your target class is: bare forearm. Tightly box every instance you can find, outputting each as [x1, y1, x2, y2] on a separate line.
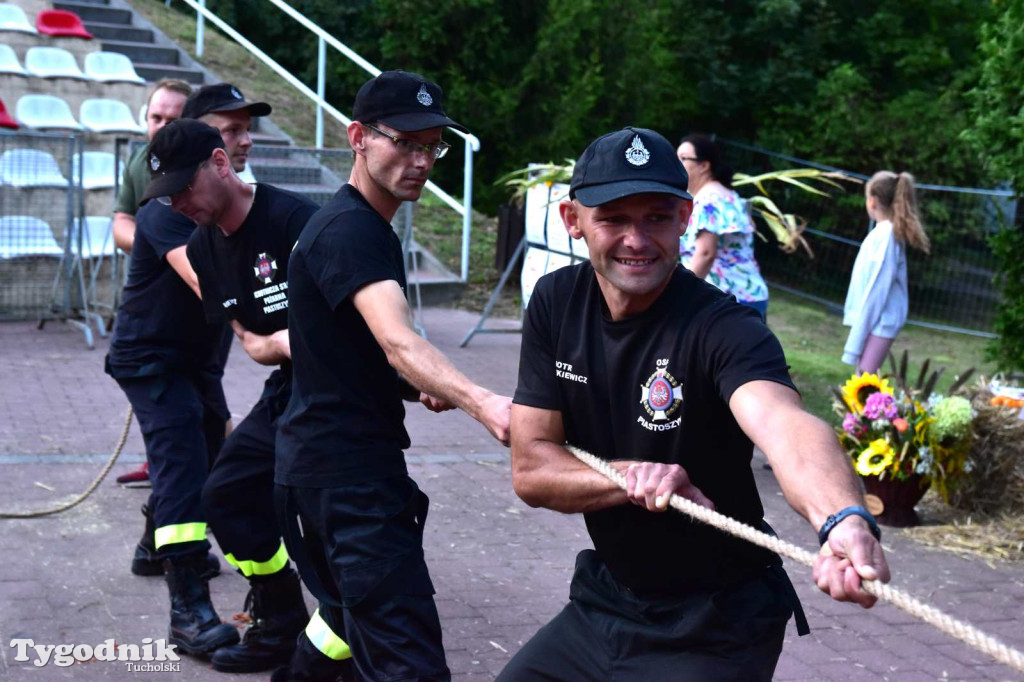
[112, 213, 135, 254]
[690, 252, 713, 279]
[513, 440, 632, 513]
[764, 412, 865, 529]
[383, 332, 492, 421]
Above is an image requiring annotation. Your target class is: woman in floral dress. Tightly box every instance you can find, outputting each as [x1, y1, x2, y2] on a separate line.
[677, 134, 769, 321]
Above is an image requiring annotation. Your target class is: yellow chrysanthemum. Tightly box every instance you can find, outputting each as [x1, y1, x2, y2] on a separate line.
[841, 373, 894, 414]
[855, 439, 895, 476]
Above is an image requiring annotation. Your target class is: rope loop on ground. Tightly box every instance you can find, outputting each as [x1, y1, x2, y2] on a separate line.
[0, 407, 134, 519]
[567, 445, 1024, 674]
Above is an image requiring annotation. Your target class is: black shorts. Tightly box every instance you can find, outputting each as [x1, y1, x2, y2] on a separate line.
[497, 550, 796, 682]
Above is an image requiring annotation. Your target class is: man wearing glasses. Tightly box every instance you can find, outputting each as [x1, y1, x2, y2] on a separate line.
[272, 70, 511, 681]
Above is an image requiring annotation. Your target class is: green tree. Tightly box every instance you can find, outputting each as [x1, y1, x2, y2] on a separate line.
[966, 0, 1024, 372]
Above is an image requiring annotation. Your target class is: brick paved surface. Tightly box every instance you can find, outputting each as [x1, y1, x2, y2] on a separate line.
[1, 309, 1022, 680]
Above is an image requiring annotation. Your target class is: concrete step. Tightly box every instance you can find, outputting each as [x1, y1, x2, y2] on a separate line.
[249, 158, 323, 185]
[273, 183, 339, 206]
[134, 62, 204, 84]
[84, 21, 153, 43]
[53, 1, 131, 25]
[249, 132, 291, 147]
[101, 39, 179, 65]
[76, 0, 111, 5]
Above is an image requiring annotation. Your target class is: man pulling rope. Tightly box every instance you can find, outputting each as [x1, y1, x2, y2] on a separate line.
[498, 127, 890, 681]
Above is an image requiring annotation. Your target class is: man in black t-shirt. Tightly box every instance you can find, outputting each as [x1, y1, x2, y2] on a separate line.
[273, 71, 511, 682]
[499, 128, 891, 681]
[139, 119, 323, 674]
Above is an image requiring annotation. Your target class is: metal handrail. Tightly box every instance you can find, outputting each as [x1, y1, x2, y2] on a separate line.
[181, 0, 479, 280]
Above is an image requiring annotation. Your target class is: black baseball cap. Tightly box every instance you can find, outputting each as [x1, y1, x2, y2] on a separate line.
[139, 119, 225, 205]
[569, 127, 692, 207]
[182, 82, 272, 120]
[353, 70, 467, 133]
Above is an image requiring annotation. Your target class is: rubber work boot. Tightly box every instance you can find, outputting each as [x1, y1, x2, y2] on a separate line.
[164, 551, 240, 656]
[270, 631, 355, 682]
[132, 504, 220, 579]
[210, 568, 310, 673]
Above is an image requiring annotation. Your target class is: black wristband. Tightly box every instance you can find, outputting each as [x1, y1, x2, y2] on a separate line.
[818, 505, 881, 546]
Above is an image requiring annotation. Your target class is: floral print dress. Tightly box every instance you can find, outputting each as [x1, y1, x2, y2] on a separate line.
[680, 183, 768, 303]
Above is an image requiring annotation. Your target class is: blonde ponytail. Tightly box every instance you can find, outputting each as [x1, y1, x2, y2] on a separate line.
[867, 171, 930, 255]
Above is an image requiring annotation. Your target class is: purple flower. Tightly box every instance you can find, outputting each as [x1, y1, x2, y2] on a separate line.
[842, 413, 865, 436]
[863, 392, 898, 420]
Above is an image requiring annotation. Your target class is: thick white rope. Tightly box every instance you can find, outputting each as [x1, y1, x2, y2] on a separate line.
[568, 445, 1024, 674]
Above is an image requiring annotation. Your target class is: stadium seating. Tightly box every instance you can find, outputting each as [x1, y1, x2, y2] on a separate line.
[0, 3, 36, 34]
[84, 52, 144, 84]
[0, 216, 65, 258]
[24, 46, 89, 80]
[35, 9, 92, 39]
[72, 216, 114, 258]
[15, 94, 83, 130]
[0, 98, 16, 129]
[72, 151, 119, 189]
[0, 148, 69, 187]
[0, 43, 26, 75]
[79, 98, 144, 133]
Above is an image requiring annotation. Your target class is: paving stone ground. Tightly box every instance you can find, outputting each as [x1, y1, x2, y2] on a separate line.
[1, 309, 1022, 681]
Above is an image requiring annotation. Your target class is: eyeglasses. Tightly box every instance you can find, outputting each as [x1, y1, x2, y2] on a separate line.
[366, 124, 451, 160]
[156, 163, 206, 205]
[678, 156, 701, 163]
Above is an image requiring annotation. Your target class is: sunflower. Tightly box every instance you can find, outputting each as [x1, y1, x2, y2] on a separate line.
[841, 373, 894, 414]
[855, 439, 895, 477]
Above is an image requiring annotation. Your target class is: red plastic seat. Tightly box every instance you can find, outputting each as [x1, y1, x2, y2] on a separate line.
[35, 10, 93, 39]
[0, 98, 18, 130]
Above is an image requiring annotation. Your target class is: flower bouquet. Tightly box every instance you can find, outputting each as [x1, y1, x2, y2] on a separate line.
[833, 352, 976, 526]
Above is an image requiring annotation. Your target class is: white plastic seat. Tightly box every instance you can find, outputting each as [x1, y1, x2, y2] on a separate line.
[0, 216, 64, 259]
[72, 216, 114, 257]
[0, 148, 69, 187]
[138, 102, 147, 128]
[79, 98, 144, 133]
[72, 151, 120, 189]
[0, 44, 26, 75]
[15, 94, 83, 130]
[24, 46, 88, 80]
[0, 3, 37, 34]
[84, 52, 144, 84]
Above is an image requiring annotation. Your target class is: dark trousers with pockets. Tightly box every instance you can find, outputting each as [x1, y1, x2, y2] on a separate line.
[202, 370, 289, 574]
[497, 550, 794, 682]
[116, 371, 226, 558]
[275, 475, 450, 682]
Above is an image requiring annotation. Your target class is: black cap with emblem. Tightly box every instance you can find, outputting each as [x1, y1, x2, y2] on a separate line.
[182, 82, 272, 120]
[569, 127, 691, 207]
[352, 70, 467, 133]
[139, 119, 225, 205]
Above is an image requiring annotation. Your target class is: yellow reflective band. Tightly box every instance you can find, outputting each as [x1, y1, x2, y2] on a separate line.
[305, 608, 352, 661]
[225, 542, 290, 577]
[154, 522, 207, 549]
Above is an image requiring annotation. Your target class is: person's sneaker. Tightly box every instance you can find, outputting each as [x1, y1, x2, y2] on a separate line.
[117, 462, 150, 488]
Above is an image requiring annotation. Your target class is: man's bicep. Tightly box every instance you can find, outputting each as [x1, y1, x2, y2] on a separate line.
[351, 279, 413, 345]
[511, 403, 565, 449]
[729, 379, 803, 446]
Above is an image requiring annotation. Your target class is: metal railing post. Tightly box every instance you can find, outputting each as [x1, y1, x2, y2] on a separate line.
[460, 136, 479, 282]
[316, 36, 325, 149]
[196, 0, 205, 57]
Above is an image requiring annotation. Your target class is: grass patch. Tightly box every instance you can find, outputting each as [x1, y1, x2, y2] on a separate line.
[134, 0, 348, 148]
[767, 289, 996, 420]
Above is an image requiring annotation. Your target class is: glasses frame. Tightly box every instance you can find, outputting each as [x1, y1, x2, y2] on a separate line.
[677, 156, 702, 163]
[365, 124, 451, 160]
[156, 161, 208, 206]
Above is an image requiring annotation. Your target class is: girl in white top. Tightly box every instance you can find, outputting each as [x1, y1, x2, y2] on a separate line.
[842, 171, 930, 373]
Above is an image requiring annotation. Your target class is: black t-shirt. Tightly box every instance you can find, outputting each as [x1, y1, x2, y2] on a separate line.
[514, 262, 796, 597]
[106, 202, 228, 378]
[185, 184, 318, 338]
[276, 184, 409, 487]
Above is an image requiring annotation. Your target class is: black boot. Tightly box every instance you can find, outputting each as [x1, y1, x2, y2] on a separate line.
[210, 568, 310, 673]
[164, 551, 239, 656]
[132, 504, 220, 579]
[269, 630, 355, 682]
